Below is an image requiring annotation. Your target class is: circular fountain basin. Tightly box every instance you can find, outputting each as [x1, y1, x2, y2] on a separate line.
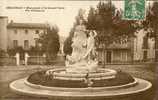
[10, 78, 151, 98]
[46, 68, 117, 81]
[9, 68, 152, 99]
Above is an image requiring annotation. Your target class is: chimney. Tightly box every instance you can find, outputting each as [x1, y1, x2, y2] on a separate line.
[10, 20, 14, 24]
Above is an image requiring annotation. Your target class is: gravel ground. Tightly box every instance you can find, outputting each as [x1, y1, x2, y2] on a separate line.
[0, 63, 157, 100]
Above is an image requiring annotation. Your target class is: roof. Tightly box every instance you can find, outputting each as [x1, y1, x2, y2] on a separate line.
[7, 22, 48, 29]
[0, 16, 8, 18]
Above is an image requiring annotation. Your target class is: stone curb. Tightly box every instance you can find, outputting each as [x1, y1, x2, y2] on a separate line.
[10, 78, 152, 98]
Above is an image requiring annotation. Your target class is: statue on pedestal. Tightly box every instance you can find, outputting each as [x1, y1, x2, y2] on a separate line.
[66, 19, 98, 73]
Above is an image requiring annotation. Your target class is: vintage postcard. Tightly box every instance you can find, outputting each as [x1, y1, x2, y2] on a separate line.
[0, 0, 157, 100]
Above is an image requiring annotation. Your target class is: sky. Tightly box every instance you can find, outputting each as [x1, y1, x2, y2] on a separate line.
[0, 0, 152, 37]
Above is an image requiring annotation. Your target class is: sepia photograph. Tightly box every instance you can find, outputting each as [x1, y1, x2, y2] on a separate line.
[0, 0, 157, 100]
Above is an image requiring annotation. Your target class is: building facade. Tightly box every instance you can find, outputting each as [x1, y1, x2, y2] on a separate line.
[133, 29, 155, 62]
[0, 16, 64, 59]
[0, 16, 8, 51]
[0, 16, 48, 51]
[7, 21, 47, 50]
[97, 30, 156, 64]
[97, 37, 132, 64]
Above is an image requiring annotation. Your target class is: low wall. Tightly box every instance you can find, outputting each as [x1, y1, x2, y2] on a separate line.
[0, 57, 16, 66]
[28, 55, 65, 65]
[28, 56, 46, 65]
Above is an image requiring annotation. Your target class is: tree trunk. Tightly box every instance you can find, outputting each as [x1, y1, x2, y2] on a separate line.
[103, 42, 106, 67]
[155, 33, 158, 62]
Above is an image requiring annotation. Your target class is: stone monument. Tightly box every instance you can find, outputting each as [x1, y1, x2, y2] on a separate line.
[66, 19, 98, 73]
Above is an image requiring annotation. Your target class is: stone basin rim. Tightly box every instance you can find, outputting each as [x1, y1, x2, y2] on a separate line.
[44, 68, 118, 80]
[10, 77, 152, 98]
[24, 77, 138, 91]
[47, 68, 117, 76]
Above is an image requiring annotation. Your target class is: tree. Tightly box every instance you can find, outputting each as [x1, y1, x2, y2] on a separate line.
[0, 49, 7, 57]
[142, 2, 158, 62]
[75, 8, 87, 25]
[29, 46, 44, 56]
[87, 1, 138, 43]
[39, 25, 60, 61]
[86, 1, 138, 65]
[63, 36, 73, 55]
[7, 46, 24, 56]
[87, 7, 97, 30]
[63, 9, 87, 55]
[63, 27, 74, 55]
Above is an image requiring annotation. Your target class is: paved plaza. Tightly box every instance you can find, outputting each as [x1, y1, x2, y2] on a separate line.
[0, 63, 157, 100]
